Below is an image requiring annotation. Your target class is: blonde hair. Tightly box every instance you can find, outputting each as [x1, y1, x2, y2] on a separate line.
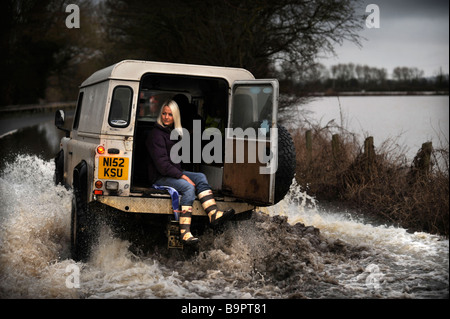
[157, 99, 183, 136]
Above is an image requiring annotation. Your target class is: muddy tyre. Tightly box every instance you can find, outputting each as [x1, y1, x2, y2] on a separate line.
[274, 125, 296, 204]
[71, 191, 99, 262]
[71, 162, 99, 262]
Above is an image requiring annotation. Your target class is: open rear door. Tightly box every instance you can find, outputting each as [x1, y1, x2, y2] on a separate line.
[222, 80, 279, 205]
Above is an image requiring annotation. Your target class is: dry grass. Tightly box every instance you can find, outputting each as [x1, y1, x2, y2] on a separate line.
[290, 121, 449, 237]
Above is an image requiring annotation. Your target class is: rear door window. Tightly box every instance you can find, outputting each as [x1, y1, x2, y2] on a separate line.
[109, 86, 133, 128]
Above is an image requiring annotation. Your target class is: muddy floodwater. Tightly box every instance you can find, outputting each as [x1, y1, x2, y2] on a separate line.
[0, 114, 448, 300]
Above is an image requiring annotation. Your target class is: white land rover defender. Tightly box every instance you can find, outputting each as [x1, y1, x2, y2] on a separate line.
[54, 60, 295, 260]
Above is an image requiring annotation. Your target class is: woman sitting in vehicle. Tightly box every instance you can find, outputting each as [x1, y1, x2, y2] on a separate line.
[145, 99, 235, 245]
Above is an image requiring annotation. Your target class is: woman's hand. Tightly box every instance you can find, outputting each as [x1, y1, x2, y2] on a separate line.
[181, 174, 196, 186]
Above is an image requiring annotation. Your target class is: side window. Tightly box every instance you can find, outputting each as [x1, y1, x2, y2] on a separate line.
[73, 92, 84, 130]
[109, 86, 133, 128]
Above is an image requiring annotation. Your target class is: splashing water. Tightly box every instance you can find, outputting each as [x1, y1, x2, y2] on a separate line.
[0, 155, 74, 298]
[0, 155, 448, 299]
[265, 181, 449, 298]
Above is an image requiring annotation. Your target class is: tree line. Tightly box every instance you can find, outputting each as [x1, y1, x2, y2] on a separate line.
[1, 0, 364, 106]
[276, 62, 449, 94]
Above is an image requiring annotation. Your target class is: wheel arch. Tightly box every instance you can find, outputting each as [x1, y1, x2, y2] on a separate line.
[73, 160, 88, 202]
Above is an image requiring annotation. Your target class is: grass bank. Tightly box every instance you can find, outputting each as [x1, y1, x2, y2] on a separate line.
[289, 119, 449, 237]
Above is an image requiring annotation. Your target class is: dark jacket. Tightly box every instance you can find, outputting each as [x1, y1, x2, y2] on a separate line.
[146, 123, 183, 184]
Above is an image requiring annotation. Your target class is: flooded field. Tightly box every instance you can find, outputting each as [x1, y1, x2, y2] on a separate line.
[0, 112, 448, 300]
[0, 153, 447, 299]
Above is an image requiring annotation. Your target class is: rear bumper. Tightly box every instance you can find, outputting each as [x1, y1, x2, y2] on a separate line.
[95, 195, 255, 216]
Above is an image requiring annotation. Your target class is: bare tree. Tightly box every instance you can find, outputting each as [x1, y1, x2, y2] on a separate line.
[393, 66, 424, 82]
[0, 0, 104, 105]
[0, 0, 71, 105]
[103, 0, 364, 78]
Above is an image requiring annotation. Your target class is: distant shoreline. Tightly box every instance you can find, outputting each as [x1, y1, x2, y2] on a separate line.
[0, 101, 76, 115]
[307, 91, 449, 97]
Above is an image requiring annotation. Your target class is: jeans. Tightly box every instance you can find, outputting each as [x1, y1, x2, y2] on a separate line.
[154, 171, 211, 206]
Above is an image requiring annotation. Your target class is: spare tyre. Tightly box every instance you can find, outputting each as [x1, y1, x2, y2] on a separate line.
[274, 125, 296, 204]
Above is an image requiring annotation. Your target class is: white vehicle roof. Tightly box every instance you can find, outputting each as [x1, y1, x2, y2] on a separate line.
[81, 60, 255, 88]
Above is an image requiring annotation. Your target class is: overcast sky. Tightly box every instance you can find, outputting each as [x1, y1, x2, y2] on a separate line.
[318, 0, 449, 78]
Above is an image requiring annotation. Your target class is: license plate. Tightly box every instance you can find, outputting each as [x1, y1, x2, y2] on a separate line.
[98, 157, 129, 180]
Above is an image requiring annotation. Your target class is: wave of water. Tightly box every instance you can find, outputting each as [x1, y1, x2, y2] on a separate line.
[0, 155, 448, 299]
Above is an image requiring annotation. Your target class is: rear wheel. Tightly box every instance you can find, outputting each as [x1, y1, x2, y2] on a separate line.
[71, 162, 99, 262]
[71, 190, 99, 262]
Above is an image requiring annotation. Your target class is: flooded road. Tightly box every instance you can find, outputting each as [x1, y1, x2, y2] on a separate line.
[0, 112, 67, 169]
[0, 114, 448, 299]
